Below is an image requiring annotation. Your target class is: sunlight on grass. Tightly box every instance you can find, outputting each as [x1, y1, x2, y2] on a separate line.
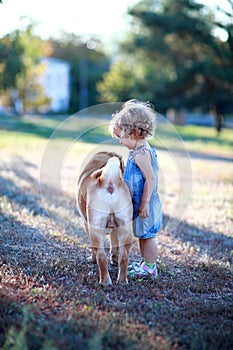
[154, 123, 233, 154]
[1, 114, 232, 154]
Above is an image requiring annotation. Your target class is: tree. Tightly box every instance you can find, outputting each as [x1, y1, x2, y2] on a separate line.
[48, 33, 110, 112]
[99, 0, 233, 132]
[97, 59, 137, 102]
[0, 20, 50, 114]
[0, 30, 24, 90]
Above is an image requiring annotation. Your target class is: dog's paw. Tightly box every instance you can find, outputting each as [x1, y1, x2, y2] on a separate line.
[116, 277, 128, 285]
[99, 277, 113, 286]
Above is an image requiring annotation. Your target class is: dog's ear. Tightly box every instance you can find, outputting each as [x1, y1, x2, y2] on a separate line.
[90, 168, 103, 185]
[119, 158, 125, 177]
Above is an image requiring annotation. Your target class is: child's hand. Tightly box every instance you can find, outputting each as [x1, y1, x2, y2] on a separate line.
[138, 201, 149, 217]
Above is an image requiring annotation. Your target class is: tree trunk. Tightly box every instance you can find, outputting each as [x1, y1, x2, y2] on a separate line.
[215, 113, 223, 133]
[211, 105, 222, 133]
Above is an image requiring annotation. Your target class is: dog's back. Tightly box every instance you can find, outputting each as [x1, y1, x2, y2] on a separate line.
[76, 151, 125, 222]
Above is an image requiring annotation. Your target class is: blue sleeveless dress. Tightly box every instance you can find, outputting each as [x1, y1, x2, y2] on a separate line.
[124, 144, 162, 239]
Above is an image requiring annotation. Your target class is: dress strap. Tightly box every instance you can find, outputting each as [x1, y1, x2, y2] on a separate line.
[128, 144, 151, 160]
[134, 144, 151, 155]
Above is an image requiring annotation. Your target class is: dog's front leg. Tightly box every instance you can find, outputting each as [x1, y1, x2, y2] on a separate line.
[89, 230, 112, 285]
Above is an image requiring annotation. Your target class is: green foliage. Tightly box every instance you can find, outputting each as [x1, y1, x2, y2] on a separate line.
[97, 59, 136, 101]
[2, 307, 30, 350]
[0, 20, 50, 113]
[99, 0, 233, 131]
[0, 30, 24, 89]
[48, 33, 110, 112]
[0, 23, 110, 114]
[2, 308, 56, 350]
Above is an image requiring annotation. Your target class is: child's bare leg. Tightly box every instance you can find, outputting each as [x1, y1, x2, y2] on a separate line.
[139, 239, 145, 260]
[139, 237, 157, 264]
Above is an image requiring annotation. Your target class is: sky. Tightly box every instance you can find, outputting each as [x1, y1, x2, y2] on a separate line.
[0, 0, 231, 44]
[0, 0, 138, 43]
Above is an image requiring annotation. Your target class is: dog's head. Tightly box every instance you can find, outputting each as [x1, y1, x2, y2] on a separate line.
[90, 156, 124, 191]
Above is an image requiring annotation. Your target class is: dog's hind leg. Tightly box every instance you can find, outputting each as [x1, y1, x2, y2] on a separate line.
[115, 226, 133, 284]
[117, 242, 131, 284]
[110, 230, 118, 266]
[89, 231, 112, 285]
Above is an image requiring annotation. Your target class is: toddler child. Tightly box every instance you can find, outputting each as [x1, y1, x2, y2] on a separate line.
[110, 99, 162, 277]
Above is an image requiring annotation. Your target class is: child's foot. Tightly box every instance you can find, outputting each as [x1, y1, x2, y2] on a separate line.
[128, 260, 143, 271]
[128, 262, 158, 278]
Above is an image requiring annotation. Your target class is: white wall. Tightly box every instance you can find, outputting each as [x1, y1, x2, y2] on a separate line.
[40, 57, 70, 112]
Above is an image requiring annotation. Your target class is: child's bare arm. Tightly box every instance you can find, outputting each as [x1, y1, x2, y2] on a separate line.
[135, 152, 155, 216]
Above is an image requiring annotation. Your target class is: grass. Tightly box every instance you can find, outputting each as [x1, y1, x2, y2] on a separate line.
[153, 123, 233, 155]
[0, 113, 232, 350]
[0, 113, 233, 155]
[173, 124, 233, 152]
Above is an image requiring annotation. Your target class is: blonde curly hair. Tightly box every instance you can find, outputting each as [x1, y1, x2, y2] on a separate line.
[110, 99, 157, 139]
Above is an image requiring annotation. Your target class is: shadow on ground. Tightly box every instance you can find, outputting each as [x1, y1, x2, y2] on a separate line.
[0, 157, 232, 350]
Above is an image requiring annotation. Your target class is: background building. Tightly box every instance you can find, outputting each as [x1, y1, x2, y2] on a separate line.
[40, 57, 70, 113]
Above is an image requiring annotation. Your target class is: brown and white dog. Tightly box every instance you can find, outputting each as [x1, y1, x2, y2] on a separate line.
[76, 151, 133, 285]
